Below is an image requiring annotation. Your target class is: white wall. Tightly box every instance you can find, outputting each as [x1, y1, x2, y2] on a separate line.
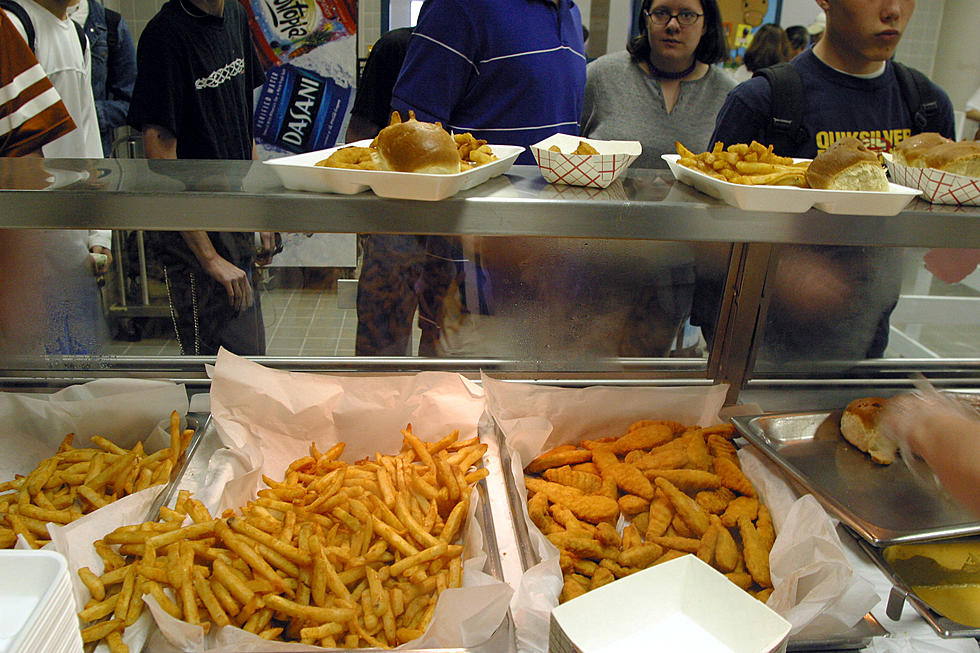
[931, 0, 980, 115]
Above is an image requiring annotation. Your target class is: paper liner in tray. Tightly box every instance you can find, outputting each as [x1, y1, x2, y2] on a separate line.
[51, 350, 514, 652]
[479, 376, 879, 653]
[883, 153, 980, 206]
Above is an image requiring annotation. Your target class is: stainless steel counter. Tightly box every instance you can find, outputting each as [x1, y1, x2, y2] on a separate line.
[1, 158, 977, 248]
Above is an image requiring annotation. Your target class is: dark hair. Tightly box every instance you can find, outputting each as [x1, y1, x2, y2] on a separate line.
[785, 25, 808, 53]
[743, 23, 791, 72]
[626, 0, 728, 66]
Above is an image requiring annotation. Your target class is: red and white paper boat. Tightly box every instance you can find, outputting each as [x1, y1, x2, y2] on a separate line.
[530, 134, 641, 188]
[883, 152, 980, 206]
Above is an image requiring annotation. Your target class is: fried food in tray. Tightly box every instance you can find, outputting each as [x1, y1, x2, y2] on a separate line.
[548, 140, 601, 156]
[315, 110, 496, 174]
[76, 425, 489, 650]
[315, 145, 377, 170]
[524, 420, 776, 604]
[676, 140, 809, 187]
[0, 411, 193, 550]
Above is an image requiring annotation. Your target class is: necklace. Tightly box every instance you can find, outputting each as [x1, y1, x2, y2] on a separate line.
[646, 58, 697, 80]
[177, 0, 209, 18]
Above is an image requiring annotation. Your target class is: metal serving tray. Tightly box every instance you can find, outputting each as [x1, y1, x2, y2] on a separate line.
[153, 413, 517, 653]
[852, 533, 980, 638]
[731, 410, 980, 547]
[490, 416, 885, 651]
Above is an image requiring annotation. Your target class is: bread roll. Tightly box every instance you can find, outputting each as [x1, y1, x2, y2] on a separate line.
[839, 397, 897, 465]
[373, 113, 461, 174]
[922, 140, 980, 178]
[892, 132, 952, 167]
[805, 137, 889, 191]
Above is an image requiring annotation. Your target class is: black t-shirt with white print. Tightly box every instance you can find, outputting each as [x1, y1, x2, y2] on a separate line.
[128, 0, 264, 160]
[128, 0, 265, 270]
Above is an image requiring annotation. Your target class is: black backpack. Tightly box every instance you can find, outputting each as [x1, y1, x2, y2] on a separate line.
[1, 0, 87, 55]
[753, 61, 944, 155]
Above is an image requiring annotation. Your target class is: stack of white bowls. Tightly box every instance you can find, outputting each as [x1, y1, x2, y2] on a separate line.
[0, 550, 82, 653]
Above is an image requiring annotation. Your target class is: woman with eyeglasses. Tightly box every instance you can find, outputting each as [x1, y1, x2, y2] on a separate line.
[581, 0, 733, 169]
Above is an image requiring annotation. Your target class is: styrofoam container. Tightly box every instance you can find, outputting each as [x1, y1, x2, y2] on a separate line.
[531, 133, 641, 188]
[264, 139, 524, 201]
[0, 550, 77, 653]
[882, 152, 980, 206]
[663, 153, 922, 215]
[549, 555, 791, 653]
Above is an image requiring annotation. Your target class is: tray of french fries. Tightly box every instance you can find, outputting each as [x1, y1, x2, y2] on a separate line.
[0, 380, 195, 551]
[265, 137, 524, 201]
[664, 142, 921, 215]
[59, 351, 516, 652]
[481, 377, 883, 652]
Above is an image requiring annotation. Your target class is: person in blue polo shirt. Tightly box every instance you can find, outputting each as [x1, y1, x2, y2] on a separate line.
[391, 0, 586, 165]
[389, 0, 588, 357]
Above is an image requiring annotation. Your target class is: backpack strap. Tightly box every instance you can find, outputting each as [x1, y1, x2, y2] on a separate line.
[1, 0, 35, 52]
[753, 62, 807, 155]
[892, 61, 941, 134]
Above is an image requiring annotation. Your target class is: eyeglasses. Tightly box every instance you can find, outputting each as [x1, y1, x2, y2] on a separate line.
[644, 8, 703, 26]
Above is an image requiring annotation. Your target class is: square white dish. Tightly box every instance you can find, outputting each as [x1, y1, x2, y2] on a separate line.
[883, 152, 980, 206]
[549, 555, 791, 653]
[530, 133, 641, 188]
[663, 153, 921, 215]
[264, 139, 524, 201]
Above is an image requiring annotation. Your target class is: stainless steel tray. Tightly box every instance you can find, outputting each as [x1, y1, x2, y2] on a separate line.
[152, 413, 517, 653]
[490, 415, 886, 651]
[852, 531, 980, 638]
[731, 410, 980, 546]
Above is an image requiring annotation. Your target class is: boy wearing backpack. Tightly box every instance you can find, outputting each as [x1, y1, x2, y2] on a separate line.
[696, 0, 956, 365]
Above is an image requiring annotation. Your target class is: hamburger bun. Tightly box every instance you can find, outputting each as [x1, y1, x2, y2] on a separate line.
[892, 132, 952, 167]
[373, 112, 461, 174]
[839, 397, 897, 465]
[805, 137, 889, 191]
[922, 140, 980, 178]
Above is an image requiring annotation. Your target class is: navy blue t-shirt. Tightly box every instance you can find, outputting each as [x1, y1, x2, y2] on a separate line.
[710, 50, 955, 158]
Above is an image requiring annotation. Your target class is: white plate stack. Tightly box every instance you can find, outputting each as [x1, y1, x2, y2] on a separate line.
[0, 550, 82, 653]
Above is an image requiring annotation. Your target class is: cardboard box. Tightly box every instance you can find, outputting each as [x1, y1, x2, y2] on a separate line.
[549, 555, 791, 653]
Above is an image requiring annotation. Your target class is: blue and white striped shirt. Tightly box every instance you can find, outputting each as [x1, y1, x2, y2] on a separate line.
[391, 0, 586, 165]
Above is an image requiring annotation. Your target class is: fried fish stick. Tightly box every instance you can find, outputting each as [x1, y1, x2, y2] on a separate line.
[543, 466, 602, 494]
[738, 516, 772, 588]
[714, 456, 757, 497]
[526, 446, 592, 474]
[653, 477, 709, 536]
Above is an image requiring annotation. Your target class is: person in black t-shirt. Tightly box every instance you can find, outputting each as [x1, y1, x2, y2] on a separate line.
[127, 0, 276, 356]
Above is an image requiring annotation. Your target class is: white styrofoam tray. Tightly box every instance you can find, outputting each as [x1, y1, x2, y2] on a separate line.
[550, 555, 791, 653]
[0, 550, 78, 653]
[882, 152, 980, 206]
[264, 139, 524, 201]
[530, 133, 641, 188]
[663, 153, 921, 215]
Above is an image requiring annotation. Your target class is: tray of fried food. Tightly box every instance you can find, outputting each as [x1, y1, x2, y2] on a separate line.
[74, 425, 495, 651]
[523, 420, 775, 605]
[0, 410, 194, 550]
[265, 111, 522, 200]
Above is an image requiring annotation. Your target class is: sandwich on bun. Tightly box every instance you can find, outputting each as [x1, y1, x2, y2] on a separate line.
[892, 132, 952, 167]
[372, 111, 461, 174]
[805, 137, 889, 191]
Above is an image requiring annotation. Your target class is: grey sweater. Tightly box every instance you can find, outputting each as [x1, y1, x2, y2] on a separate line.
[581, 50, 736, 169]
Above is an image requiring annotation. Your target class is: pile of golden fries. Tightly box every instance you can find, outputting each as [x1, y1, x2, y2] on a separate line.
[0, 411, 192, 549]
[76, 425, 489, 651]
[524, 420, 775, 604]
[676, 140, 810, 186]
[454, 133, 497, 170]
[548, 140, 600, 155]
